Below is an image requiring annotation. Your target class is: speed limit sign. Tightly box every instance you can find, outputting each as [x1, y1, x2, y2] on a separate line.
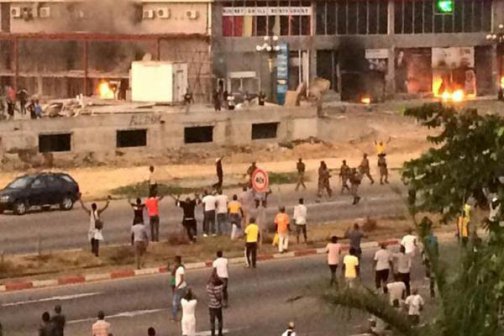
[251, 168, 269, 192]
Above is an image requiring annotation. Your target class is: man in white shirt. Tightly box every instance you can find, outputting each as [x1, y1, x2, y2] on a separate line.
[386, 273, 407, 304]
[293, 198, 308, 244]
[405, 288, 424, 326]
[201, 190, 217, 237]
[91, 311, 110, 336]
[373, 243, 393, 292]
[213, 250, 229, 307]
[215, 190, 229, 236]
[401, 228, 418, 256]
[172, 255, 187, 320]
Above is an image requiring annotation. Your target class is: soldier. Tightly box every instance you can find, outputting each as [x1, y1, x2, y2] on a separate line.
[339, 160, 351, 194]
[359, 153, 374, 184]
[349, 168, 362, 205]
[377, 153, 389, 184]
[246, 161, 257, 188]
[295, 158, 307, 191]
[317, 161, 332, 199]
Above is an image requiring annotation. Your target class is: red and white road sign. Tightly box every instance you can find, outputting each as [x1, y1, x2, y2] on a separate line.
[251, 168, 269, 192]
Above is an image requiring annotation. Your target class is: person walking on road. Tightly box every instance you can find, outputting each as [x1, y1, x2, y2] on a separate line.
[359, 153, 374, 184]
[423, 224, 439, 298]
[207, 272, 224, 336]
[405, 289, 424, 326]
[181, 289, 197, 336]
[51, 305, 66, 336]
[128, 197, 145, 225]
[281, 322, 296, 336]
[275, 206, 291, 253]
[293, 198, 308, 244]
[91, 311, 111, 336]
[38, 312, 54, 336]
[172, 255, 188, 321]
[339, 160, 351, 194]
[213, 251, 229, 306]
[394, 245, 412, 296]
[374, 243, 393, 292]
[386, 273, 406, 305]
[228, 194, 244, 240]
[79, 195, 111, 257]
[317, 161, 332, 199]
[131, 222, 149, 269]
[249, 199, 267, 244]
[295, 158, 307, 191]
[377, 154, 389, 184]
[175, 195, 199, 243]
[349, 168, 362, 205]
[201, 190, 217, 237]
[215, 190, 229, 235]
[343, 247, 360, 288]
[326, 236, 342, 286]
[238, 186, 254, 227]
[401, 228, 418, 257]
[345, 223, 366, 260]
[148, 166, 158, 196]
[244, 218, 260, 268]
[145, 192, 164, 242]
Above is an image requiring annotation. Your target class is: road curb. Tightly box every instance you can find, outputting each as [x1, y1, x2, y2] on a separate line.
[0, 239, 399, 293]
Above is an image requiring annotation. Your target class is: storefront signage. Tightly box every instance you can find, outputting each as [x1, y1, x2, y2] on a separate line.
[276, 43, 289, 105]
[365, 49, 388, 60]
[222, 7, 312, 16]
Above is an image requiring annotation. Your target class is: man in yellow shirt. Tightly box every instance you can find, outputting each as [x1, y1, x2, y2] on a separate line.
[457, 203, 471, 247]
[244, 218, 260, 268]
[343, 247, 360, 288]
[275, 206, 291, 253]
[228, 195, 244, 240]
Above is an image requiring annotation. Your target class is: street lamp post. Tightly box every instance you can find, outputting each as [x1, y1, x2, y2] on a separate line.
[486, 24, 504, 100]
[256, 35, 280, 102]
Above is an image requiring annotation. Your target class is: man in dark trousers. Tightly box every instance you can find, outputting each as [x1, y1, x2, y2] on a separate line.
[174, 194, 199, 243]
[51, 305, 66, 336]
[38, 312, 54, 336]
[207, 273, 224, 336]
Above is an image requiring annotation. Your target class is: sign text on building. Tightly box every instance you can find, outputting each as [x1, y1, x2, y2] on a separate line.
[222, 7, 312, 16]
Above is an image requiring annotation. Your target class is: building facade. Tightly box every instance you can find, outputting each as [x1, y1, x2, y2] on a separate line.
[0, 0, 213, 101]
[213, 0, 504, 101]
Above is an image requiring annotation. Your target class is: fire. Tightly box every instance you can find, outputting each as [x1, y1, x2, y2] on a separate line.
[451, 90, 464, 103]
[361, 97, 371, 105]
[500, 76, 504, 89]
[98, 80, 115, 100]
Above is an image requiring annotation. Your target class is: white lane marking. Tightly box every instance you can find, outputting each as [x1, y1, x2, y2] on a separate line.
[2, 292, 101, 307]
[67, 308, 167, 324]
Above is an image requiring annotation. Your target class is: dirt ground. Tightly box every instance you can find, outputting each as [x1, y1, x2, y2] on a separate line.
[0, 109, 434, 200]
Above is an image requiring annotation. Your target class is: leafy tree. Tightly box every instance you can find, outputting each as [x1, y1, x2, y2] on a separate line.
[323, 103, 504, 336]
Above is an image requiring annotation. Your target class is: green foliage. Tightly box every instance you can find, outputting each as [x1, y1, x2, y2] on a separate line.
[402, 103, 504, 221]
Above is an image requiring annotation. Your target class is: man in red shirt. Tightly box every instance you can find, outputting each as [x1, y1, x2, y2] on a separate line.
[145, 192, 164, 242]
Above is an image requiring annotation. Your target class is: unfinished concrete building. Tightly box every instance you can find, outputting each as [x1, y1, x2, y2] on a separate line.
[0, 0, 213, 101]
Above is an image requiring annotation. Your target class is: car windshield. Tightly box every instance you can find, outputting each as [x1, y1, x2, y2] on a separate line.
[6, 176, 34, 189]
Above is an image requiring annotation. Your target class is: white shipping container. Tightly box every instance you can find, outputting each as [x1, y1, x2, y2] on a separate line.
[131, 61, 188, 103]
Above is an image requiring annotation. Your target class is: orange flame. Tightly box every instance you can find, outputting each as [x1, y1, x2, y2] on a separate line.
[98, 80, 115, 99]
[361, 97, 371, 105]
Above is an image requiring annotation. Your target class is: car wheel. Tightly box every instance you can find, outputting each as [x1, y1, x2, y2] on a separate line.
[13, 200, 28, 215]
[60, 196, 74, 211]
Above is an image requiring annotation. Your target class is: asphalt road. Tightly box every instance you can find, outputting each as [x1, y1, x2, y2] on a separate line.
[0, 243, 451, 336]
[0, 181, 408, 255]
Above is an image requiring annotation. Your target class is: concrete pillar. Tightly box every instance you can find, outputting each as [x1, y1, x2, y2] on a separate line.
[386, 0, 396, 95]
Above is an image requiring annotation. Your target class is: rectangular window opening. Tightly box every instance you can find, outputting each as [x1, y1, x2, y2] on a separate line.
[116, 129, 147, 148]
[184, 126, 213, 144]
[252, 122, 279, 140]
[39, 133, 71, 153]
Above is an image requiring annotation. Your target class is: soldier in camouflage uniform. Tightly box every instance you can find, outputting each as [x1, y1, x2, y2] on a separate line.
[317, 161, 332, 199]
[349, 168, 362, 205]
[339, 160, 351, 194]
[359, 153, 374, 184]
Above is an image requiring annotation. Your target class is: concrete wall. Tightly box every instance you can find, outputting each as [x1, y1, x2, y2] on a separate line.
[6, 1, 210, 34]
[0, 106, 319, 155]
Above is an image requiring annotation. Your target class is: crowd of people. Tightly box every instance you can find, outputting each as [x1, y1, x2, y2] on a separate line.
[1, 85, 43, 120]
